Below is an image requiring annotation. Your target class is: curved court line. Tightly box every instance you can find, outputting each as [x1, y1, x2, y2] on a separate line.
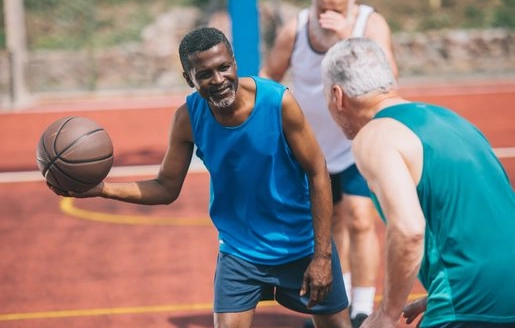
[0, 294, 427, 321]
[60, 197, 212, 226]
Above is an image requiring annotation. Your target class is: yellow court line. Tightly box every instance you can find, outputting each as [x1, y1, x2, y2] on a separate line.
[59, 197, 212, 226]
[0, 295, 428, 322]
[0, 301, 275, 322]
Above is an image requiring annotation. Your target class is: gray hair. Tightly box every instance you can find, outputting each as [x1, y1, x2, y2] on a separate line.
[321, 38, 396, 97]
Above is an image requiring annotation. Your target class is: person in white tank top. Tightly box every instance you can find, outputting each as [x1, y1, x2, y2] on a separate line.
[260, 1, 398, 327]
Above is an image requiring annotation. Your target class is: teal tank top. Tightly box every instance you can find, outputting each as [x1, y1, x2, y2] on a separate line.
[186, 76, 313, 265]
[372, 103, 515, 326]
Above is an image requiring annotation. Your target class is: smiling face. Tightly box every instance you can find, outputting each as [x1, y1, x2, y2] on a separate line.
[183, 43, 238, 110]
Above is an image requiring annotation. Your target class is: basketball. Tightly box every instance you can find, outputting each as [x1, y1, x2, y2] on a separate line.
[36, 116, 114, 193]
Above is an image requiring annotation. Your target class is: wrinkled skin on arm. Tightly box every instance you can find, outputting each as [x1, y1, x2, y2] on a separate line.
[352, 119, 425, 328]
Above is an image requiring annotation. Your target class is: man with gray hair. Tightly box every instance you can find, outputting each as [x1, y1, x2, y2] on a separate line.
[322, 37, 515, 328]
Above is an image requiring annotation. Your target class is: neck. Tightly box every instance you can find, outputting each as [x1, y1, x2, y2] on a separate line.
[352, 90, 408, 119]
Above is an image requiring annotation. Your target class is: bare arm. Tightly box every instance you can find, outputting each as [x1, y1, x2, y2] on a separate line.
[259, 18, 297, 81]
[59, 104, 194, 205]
[353, 120, 425, 327]
[365, 13, 399, 79]
[281, 89, 333, 307]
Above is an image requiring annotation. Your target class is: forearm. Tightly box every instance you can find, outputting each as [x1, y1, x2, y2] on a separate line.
[100, 178, 179, 205]
[309, 171, 333, 257]
[381, 227, 424, 321]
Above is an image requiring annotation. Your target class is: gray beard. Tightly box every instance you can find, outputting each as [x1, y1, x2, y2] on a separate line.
[209, 91, 236, 109]
[309, 11, 340, 52]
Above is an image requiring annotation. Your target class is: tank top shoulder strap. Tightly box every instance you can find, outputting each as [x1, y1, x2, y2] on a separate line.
[296, 8, 309, 34]
[352, 4, 374, 37]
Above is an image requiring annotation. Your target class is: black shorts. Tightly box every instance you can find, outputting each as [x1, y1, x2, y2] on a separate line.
[213, 243, 349, 314]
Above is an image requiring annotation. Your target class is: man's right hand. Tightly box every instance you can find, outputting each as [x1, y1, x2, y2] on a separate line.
[402, 296, 427, 327]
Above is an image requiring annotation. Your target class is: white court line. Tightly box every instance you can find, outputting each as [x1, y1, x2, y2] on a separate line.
[0, 158, 207, 184]
[494, 147, 515, 158]
[1, 148, 514, 184]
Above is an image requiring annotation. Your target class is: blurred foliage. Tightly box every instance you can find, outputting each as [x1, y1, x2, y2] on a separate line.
[22, 0, 182, 50]
[1, 0, 515, 51]
[493, 0, 515, 28]
[0, 0, 4, 48]
[290, 0, 515, 33]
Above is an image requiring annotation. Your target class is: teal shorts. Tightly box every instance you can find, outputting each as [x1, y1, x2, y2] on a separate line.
[330, 164, 371, 202]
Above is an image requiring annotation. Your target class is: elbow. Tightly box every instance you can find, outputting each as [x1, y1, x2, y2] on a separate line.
[390, 218, 425, 247]
[151, 178, 180, 205]
[158, 189, 179, 205]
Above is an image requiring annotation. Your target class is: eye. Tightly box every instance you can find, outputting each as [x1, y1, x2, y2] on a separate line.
[196, 71, 211, 80]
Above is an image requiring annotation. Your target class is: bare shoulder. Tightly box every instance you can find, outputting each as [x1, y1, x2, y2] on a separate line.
[367, 11, 390, 28]
[365, 12, 393, 38]
[353, 117, 423, 179]
[353, 119, 391, 156]
[276, 16, 299, 43]
[281, 88, 304, 127]
[355, 118, 418, 151]
[174, 103, 190, 123]
[260, 16, 299, 80]
[171, 103, 193, 142]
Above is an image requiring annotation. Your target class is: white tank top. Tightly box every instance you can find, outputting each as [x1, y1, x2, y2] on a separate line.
[290, 5, 374, 173]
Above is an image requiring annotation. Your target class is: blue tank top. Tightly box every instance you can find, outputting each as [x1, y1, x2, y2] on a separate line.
[372, 103, 515, 326]
[186, 76, 314, 265]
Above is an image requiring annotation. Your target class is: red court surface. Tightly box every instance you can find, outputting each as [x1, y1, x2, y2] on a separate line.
[0, 77, 514, 328]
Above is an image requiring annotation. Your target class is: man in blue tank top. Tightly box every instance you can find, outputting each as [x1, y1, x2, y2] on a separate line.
[49, 27, 352, 328]
[321, 37, 515, 328]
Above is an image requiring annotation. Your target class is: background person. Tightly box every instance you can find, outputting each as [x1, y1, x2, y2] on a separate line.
[50, 27, 353, 328]
[321, 36, 515, 328]
[260, 1, 398, 326]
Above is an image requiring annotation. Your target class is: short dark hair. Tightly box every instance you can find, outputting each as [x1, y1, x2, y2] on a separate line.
[179, 27, 234, 72]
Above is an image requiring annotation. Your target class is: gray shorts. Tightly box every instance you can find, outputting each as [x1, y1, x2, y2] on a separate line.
[213, 243, 349, 314]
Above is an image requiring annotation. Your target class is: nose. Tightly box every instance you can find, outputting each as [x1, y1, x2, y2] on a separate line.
[212, 71, 224, 84]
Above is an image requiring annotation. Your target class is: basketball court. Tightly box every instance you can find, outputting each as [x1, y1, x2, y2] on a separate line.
[0, 77, 514, 328]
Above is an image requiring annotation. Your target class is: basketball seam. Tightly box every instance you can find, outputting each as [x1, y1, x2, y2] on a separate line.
[42, 116, 76, 177]
[39, 116, 113, 191]
[49, 161, 98, 186]
[54, 122, 112, 163]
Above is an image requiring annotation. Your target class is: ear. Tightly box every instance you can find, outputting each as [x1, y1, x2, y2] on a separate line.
[182, 71, 194, 88]
[331, 84, 346, 112]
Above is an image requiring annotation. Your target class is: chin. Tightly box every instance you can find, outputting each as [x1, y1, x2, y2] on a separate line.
[342, 129, 356, 140]
[209, 93, 236, 109]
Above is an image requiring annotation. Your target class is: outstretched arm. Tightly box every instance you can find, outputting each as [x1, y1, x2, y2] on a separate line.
[51, 104, 195, 206]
